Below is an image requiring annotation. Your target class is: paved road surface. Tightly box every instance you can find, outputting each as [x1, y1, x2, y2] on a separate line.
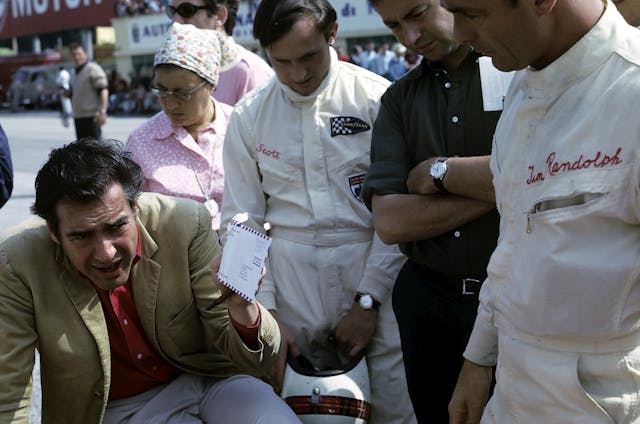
[0, 110, 148, 422]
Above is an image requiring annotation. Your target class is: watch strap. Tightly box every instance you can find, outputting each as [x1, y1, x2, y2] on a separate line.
[432, 157, 449, 194]
[433, 176, 448, 194]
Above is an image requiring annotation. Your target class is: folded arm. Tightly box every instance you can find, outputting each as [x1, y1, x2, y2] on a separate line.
[372, 193, 495, 244]
[407, 155, 495, 203]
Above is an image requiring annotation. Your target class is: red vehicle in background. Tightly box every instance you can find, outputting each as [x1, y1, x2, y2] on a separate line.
[0, 51, 62, 106]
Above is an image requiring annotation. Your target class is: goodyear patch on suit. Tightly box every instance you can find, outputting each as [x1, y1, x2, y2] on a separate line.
[330, 116, 371, 137]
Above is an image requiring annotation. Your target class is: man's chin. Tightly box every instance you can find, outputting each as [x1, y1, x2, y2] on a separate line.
[91, 268, 130, 291]
[95, 278, 128, 291]
[493, 60, 523, 73]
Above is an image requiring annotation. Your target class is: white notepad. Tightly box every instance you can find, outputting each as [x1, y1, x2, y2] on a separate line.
[217, 218, 272, 303]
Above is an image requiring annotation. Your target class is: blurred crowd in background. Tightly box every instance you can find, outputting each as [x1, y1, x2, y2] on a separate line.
[114, 0, 167, 17]
[340, 41, 421, 81]
[106, 39, 420, 115]
[3, 39, 419, 116]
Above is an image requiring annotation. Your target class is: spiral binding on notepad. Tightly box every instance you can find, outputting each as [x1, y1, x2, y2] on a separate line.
[217, 275, 256, 303]
[231, 219, 269, 240]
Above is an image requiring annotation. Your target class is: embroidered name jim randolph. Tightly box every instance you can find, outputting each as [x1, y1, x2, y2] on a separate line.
[526, 147, 623, 185]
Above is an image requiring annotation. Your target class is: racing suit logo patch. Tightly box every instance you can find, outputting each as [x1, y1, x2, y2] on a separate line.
[330, 116, 371, 137]
[348, 173, 366, 202]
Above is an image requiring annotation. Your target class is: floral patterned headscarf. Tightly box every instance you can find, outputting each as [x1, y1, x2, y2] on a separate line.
[154, 22, 239, 87]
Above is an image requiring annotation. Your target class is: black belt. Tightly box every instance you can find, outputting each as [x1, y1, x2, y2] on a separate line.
[412, 261, 484, 295]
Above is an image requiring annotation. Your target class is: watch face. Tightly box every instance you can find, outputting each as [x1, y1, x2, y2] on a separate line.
[430, 161, 447, 179]
[359, 294, 374, 309]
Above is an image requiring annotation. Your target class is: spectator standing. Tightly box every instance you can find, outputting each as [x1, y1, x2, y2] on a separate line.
[362, 0, 502, 421]
[126, 22, 236, 231]
[167, 0, 274, 105]
[221, 0, 416, 422]
[336, 46, 351, 61]
[109, 73, 132, 114]
[114, 0, 132, 16]
[0, 124, 13, 208]
[133, 83, 146, 113]
[359, 41, 377, 70]
[350, 44, 364, 66]
[387, 42, 408, 81]
[370, 42, 394, 77]
[0, 138, 300, 423]
[144, 0, 161, 13]
[56, 67, 73, 128]
[442, 0, 640, 422]
[69, 43, 109, 139]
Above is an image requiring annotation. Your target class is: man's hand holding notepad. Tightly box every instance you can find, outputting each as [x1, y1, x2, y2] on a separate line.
[215, 217, 272, 305]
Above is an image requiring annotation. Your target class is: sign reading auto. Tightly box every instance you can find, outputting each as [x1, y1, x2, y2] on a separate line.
[0, 0, 114, 39]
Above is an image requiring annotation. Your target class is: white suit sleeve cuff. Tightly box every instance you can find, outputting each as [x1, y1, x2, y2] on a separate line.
[463, 315, 498, 367]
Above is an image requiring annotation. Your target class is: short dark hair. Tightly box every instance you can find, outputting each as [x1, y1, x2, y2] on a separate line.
[253, 0, 337, 48]
[202, 0, 239, 35]
[31, 138, 143, 232]
[69, 42, 85, 53]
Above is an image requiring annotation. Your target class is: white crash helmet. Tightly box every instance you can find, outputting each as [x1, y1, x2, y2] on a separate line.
[281, 354, 371, 423]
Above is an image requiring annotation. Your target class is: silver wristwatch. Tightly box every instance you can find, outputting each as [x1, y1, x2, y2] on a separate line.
[429, 157, 449, 193]
[355, 293, 378, 310]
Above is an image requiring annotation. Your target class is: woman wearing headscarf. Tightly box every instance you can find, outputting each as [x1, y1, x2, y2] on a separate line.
[126, 22, 238, 230]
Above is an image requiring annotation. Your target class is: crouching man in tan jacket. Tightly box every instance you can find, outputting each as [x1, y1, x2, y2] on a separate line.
[0, 138, 300, 423]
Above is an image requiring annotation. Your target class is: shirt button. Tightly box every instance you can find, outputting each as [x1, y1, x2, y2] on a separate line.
[454, 231, 461, 238]
[451, 116, 459, 123]
[137, 353, 143, 360]
[152, 366, 158, 371]
[123, 319, 128, 326]
[444, 82, 452, 89]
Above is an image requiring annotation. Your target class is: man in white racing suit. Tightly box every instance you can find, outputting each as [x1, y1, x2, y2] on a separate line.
[444, 0, 640, 422]
[220, 0, 415, 423]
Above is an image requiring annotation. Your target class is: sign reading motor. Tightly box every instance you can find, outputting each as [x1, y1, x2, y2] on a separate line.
[0, 0, 113, 38]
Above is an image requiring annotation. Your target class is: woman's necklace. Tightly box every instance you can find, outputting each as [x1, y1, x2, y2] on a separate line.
[192, 164, 218, 217]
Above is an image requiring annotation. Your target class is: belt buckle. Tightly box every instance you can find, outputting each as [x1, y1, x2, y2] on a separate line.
[462, 278, 481, 295]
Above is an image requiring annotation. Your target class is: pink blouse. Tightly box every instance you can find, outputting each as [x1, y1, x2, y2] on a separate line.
[125, 99, 233, 230]
[213, 44, 274, 106]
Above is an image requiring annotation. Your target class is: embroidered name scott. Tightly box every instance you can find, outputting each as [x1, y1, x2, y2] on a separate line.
[257, 144, 281, 159]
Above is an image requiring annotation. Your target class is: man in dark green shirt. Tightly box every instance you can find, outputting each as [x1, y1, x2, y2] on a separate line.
[362, 0, 502, 421]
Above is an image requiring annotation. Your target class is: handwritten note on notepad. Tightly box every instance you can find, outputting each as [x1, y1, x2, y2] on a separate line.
[217, 219, 272, 303]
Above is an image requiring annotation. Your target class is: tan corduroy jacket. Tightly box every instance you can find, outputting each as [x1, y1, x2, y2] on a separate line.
[0, 193, 280, 423]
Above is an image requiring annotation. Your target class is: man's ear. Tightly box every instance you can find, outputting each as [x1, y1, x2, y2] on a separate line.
[215, 5, 229, 30]
[47, 223, 60, 245]
[329, 22, 339, 43]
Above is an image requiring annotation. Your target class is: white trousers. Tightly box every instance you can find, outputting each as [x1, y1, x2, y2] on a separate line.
[103, 373, 301, 423]
[483, 335, 640, 423]
[262, 237, 416, 424]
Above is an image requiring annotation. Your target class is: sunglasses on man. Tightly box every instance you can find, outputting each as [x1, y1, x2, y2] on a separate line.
[166, 2, 211, 19]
